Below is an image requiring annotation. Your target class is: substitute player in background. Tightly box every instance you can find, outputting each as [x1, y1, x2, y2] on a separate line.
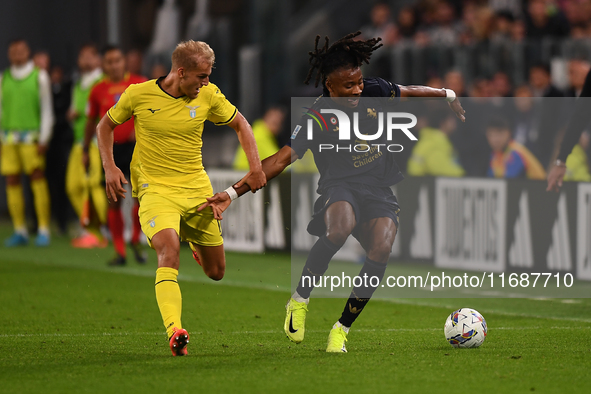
[84, 45, 147, 265]
[203, 32, 465, 353]
[67, 44, 107, 248]
[96, 40, 266, 356]
[1, 39, 54, 247]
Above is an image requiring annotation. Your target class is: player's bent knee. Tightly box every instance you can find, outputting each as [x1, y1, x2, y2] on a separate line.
[368, 242, 393, 264]
[204, 265, 225, 281]
[325, 228, 352, 248]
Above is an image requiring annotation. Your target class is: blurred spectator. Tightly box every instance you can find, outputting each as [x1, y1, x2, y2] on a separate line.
[360, 3, 396, 46]
[395, 6, 419, 40]
[469, 78, 493, 97]
[525, 0, 569, 39]
[233, 106, 285, 170]
[444, 70, 467, 96]
[564, 131, 591, 181]
[425, 75, 443, 89]
[512, 85, 541, 155]
[565, 59, 591, 97]
[413, 30, 432, 47]
[1, 39, 54, 246]
[150, 63, 168, 79]
[67, 44, 106, 247]
[569, 23, 589, 38]
[360, 3, 396, 79]
[511, 18, 527, 41]
[429, 1, 463, 45]
[529, 63, 563, 97]
[126, 49, 145, 77]
[486, 117, 546, 179]
[491, 71, 513, 97]
[33, 51, 50, 71]
[85, 45, 147, 266]
[562, 0, 591, 32]
[407, 109, 464, 177]
[46, 61, 74, 235]
[491, 10, 516, 43]
[529, 63, 566, 167]
[488, 0, 521, 18]
[460, 3, 495, 44]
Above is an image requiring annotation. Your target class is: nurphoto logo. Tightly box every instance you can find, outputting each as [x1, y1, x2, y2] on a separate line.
[301, 107, 417, 152]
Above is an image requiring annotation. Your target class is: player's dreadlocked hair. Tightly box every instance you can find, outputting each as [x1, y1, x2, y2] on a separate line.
[304, 31, 383, 88]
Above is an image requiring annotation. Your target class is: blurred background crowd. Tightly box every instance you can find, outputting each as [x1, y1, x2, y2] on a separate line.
[1, 0, 591, 243]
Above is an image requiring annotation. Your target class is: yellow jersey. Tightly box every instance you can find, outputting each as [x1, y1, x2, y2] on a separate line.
[107, 79, 237, 197]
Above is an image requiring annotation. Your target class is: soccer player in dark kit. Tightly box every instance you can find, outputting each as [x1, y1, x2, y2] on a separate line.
[202, 32, 466, 352]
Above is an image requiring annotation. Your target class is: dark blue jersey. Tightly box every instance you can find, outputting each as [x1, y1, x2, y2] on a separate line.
[288, 77, 404, 193]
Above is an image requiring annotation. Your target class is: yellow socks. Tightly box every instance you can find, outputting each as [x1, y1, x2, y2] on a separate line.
[90, 184, 108, 224]
[155, 267, 183, 338]
[6, 183, 26, 233]
[30, 178, 51, 232]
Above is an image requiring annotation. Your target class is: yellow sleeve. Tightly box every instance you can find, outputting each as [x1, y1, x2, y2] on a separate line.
[207, 86, 237, 125]
[565, 145, 591, 182]
[107, 88, 133, 125]
[424, 148, 465, 177]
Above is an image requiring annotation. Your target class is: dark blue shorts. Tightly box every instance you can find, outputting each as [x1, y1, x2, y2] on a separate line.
[307, 183, 400, 238]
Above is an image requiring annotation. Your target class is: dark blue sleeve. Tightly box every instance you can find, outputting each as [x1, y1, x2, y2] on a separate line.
[362, 77, 400, 98]
[288, 114, 319, 159]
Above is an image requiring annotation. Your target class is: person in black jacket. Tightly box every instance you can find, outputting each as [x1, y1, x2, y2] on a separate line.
[547, 69, 591, 191]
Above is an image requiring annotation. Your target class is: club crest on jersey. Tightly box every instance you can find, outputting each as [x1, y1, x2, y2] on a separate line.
[185, 105, 200, 118]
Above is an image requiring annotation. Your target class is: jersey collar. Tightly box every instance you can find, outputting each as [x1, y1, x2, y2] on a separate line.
[156, 76, 184, 99]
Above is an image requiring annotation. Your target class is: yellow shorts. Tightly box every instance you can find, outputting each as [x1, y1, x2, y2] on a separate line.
[1, 143, 45, 175]
[138, 192, 223, 248]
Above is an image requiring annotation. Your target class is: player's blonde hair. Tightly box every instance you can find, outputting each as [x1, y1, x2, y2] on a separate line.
[172, 40, 215, 70]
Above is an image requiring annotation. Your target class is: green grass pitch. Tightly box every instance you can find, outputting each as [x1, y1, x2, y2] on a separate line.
[1, 225, 590, 393]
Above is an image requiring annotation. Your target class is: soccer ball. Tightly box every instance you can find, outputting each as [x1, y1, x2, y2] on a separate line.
[444, 308, 487, 348]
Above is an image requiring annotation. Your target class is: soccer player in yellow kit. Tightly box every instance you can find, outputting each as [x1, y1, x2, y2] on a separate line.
[96, 40, 266, 356]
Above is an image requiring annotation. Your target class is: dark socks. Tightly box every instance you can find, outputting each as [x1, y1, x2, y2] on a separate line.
[295, 235, 340, 299]
[338, 257, 387, 327]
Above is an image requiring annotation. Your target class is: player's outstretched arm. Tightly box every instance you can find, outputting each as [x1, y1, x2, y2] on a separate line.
[96, 114, 127, 202]
[199, 146, 297, 219]
[228, 111, 267, 192]
[398, 85, 466, 122]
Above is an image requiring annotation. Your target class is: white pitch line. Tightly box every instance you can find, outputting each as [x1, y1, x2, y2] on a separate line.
[377, 298, 591, 323]
[7, 257, 591, 324]
[1, 326, 589, 339]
